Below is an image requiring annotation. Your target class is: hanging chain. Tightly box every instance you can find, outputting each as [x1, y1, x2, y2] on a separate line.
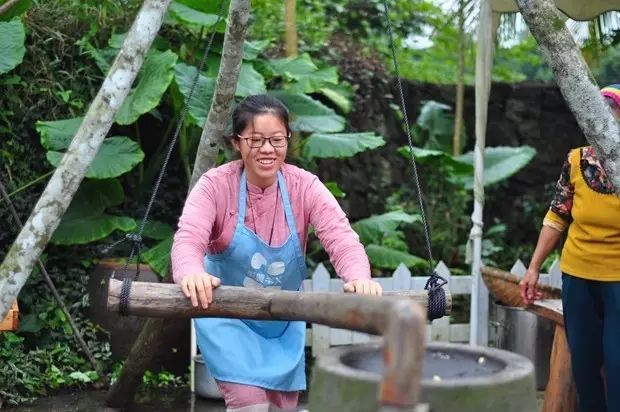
[381, 0, 447, 307]
[106, 0, 227, 293]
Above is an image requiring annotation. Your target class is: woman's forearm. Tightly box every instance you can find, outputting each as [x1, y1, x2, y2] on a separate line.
[528, 225, 563, 272]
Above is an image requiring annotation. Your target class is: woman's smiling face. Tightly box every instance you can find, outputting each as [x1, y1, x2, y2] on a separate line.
[233, 113, 289, 188]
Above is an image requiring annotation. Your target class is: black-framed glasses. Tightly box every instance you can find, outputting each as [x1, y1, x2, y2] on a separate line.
[236, 134, 290, 148]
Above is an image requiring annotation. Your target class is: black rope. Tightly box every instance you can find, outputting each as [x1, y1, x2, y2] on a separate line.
[381, 0, 447, 320]
[106, 0, 227, 315]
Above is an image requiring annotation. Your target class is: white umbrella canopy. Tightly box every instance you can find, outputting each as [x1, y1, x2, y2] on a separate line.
[469, 0, 620, 346]
[491, 0, 620, 20]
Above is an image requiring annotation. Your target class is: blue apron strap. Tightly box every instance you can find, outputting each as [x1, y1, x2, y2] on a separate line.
[238, 170, 248, 225]
[277, 170, 299, 242]
[277, 171, 307, 279]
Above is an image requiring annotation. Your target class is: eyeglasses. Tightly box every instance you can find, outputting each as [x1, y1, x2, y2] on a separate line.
[236, 134, 290, 148]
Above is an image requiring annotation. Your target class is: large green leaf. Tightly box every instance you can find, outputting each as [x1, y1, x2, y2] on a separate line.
[36, 117, 83, 151]
[65, 179, 124, 218]
[47, 137, 144, 179]
[51, 180, 136, 245]
[175, 0, 230, 15]
[319, 85, 353, 114]
[266, 54, 318, 80]
[303, 132, 385, 159]
[287, 67, 339, 94]
[0, 0, 32, 21]
[168, 2, 226, 32]
[142, 220, 174, 240]
[354, 211, 422, 245]
[243, 40, 269, 60]
[398, 146, 473, 176]
[0, 20, 25, 74]
[268, 91, 345, 133]
[415, 100, 466, 153]
[365, 244, 427, 270]
[52, 215, 136, 245]
[174, 62, 215, 126]
[456, 145, 537, 188]
[142, 235, 173, 277]
[236, 63, 266, 97]
[116, 50, 178, 125]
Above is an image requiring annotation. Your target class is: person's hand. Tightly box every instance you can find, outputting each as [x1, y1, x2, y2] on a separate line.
[180, 273, 221, 309]
[343, 279, 383, 296]
[519, 269, 542, 305]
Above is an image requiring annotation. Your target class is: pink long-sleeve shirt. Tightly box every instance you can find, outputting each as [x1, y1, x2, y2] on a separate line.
[171, 160, 371, 284]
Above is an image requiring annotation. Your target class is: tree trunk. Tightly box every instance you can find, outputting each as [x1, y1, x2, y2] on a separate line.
[0, 0, 172, 319]
[452, 0, 465, 156]
[105, 1, 250, 407]
[516, 0, 620, 193]
[106, 278, 451, 321]
[284, 0, 298, 57]
[190, 0, 251, 188]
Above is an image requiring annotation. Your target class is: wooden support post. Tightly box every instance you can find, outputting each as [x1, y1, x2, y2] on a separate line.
[542, 325, 577, 412]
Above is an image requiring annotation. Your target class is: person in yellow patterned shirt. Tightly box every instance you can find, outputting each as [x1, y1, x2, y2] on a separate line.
[520, 85, 620, 412]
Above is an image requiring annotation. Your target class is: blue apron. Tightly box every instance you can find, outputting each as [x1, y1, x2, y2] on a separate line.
[194, 170, 307, 391]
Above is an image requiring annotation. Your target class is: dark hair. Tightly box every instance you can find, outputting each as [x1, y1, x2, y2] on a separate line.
[231, 94, 291, 138]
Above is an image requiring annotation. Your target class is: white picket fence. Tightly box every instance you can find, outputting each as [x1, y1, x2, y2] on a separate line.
[302, 258, 563, 357]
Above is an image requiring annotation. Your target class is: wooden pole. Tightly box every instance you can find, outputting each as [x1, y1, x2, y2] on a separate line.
[106, 279, 451, 323]
[107, 279, 432, 411]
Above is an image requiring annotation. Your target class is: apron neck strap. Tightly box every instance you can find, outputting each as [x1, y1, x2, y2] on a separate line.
[237, 169, 299, 237]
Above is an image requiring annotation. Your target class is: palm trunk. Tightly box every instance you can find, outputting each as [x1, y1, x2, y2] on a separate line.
[453, 0, 466, 156]
[105, 0, 250, 407]
[516, 0, 620, 194]
[284, 0, 298, 57]
[0, 0, 172, 319]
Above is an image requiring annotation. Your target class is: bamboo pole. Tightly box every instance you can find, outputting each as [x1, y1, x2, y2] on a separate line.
[0, 0, 173, 319]
[107, 279, 430, 411]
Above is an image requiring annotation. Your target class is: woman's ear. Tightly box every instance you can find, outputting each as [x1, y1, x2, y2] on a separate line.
[231, 137, 240, 152]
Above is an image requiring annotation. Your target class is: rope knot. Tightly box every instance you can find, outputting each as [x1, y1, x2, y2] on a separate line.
[425, 271, 448, 320]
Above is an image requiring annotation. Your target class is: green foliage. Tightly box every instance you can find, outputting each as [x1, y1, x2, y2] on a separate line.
[269, 91, 345, 133]
[173, 62, 216, 126]
[0, 19, 26, 74]
[50, 180, 136, 245]
[456, 145, 537, 188]
[47, 136, 145, 179]
[0, 0, 32, 21]
[116, 50, 178, 125]
[0, 251, 112, 407]
[303, 132, 385, 159]
[415, 100, 466, 154]
[0, 333, 99, 406]
[353, 211, 426, 270]
[595, 44, 620, 86]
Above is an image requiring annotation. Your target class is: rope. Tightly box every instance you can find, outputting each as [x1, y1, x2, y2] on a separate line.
[106, 0, 227, 315]
[381, 0, 447, 320]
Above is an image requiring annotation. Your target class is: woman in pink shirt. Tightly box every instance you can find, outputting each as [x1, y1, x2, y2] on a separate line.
[172, 94, 381, 412]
